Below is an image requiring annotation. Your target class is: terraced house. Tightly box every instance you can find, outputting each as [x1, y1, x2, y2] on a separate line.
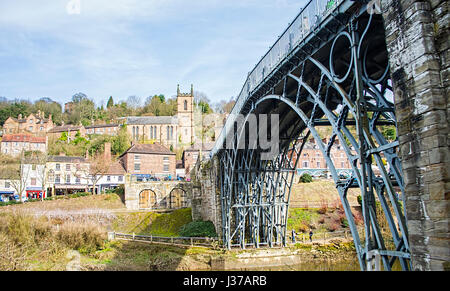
[0, 133, 47, 157]
[45, 154, 91, 196]
[2, 111, 54, 135]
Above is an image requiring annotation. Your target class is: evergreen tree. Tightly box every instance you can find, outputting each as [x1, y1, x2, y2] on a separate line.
[107, 96, 114, 108]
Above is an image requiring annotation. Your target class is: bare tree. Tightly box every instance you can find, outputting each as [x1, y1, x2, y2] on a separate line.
[88, 152, 110, 195]
[126, 95, 141, 113]
[4, 153, 30, 202]
[34, 153, 49, 200]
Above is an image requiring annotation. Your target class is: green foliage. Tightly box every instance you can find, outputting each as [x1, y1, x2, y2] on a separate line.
[142, 95, 177, 116]
[357, 195, 362, 206]
[287, 208, 318, 232]
[179, 221, 217, 238]
[197, 100, 213, 114]
[299, 173, 313, 183]
[111, 126, 131, 156]
[382, 126, 397, 141]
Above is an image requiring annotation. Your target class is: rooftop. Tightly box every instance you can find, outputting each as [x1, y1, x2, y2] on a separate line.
[120, 143, 175, 156]
[1, 134, 46, 143]
[85, 124, 119, 129]
[48, 125, 84, 133]
[48, 155, 88, 163]
[125, 116, 178, 125]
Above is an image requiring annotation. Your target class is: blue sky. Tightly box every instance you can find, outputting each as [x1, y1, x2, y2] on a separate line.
[0, 0, 307, 107]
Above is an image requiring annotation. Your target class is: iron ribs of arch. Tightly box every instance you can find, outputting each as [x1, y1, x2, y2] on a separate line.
[217, 12, 410, 271]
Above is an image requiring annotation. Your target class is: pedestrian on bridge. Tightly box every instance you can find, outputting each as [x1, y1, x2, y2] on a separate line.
[309, 230, 313, 242]
[291, 230, 297, 243]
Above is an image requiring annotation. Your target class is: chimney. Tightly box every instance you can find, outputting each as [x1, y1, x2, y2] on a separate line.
[104, 142, 111, 161]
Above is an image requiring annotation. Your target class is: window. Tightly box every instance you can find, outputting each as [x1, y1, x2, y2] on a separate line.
[317, 162, 321, 168]
[134, 155, 140, 161]
[163, 164, 169, 172]
[29, 126, 33, 131]
[303, 161, 309, 168]
[66, 174, 71, 184]
[150, 126, 153, 139]
[341, 162, 345, 168]
[5, 181, 10, 188]
[55, 174, 61, 184]
[134, 163, 141, 171]
[107, 176, 111, 182]
[31, 178, 36, 186]
[56, 164, 60, 171]
[66, 164, 71, 171]
[184, 100, 188, 111]
[32, 164, 36, 171]
[40, 126, 43, 131]
[75, 176, 81, 184]
[29, 119, 33, 124]
[118, 176, 123, 182]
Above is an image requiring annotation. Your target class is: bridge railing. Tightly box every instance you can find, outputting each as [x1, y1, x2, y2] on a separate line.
[211, 0, 343, 155]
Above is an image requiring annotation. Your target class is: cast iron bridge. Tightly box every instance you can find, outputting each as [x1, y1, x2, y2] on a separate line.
[210, 0, 411, 271]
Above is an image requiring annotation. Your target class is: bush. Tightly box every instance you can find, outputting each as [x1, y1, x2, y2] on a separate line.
[299, 173, 313, 183]
[179, 221, 217, 238]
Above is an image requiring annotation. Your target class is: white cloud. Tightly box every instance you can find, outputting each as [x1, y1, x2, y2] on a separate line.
[0, 0, 308, 104]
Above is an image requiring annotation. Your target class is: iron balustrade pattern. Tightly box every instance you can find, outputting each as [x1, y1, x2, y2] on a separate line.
[211, 0, 411, 271]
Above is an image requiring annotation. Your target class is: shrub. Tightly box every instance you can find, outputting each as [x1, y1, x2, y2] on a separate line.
[357, 195, 362, 206]
[299, 173, 313, 183]
[56, 222, 106, 253]
[318, 205, 327, 214]
[327, 222, 340, 232]
[179, 221, 217, 238]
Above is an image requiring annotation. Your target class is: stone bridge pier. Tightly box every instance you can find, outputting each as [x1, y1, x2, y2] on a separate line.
[382, 0, 449, 270]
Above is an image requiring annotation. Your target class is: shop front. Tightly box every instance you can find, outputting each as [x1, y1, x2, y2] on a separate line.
[25, 187, 45, 200]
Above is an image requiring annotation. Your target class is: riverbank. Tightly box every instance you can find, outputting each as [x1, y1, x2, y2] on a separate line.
[79, 238, 359, 271]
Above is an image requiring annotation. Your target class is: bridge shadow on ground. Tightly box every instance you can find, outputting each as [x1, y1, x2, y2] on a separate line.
[98, 208, 214, 271]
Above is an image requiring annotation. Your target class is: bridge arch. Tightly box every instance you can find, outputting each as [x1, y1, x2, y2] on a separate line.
[213, 7, 410, 271]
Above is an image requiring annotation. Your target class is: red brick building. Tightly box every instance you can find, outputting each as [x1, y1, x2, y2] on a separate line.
[119, 143, 176, 179]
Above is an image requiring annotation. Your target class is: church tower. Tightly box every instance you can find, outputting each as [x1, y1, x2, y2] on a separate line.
[177, 84, 195, 144]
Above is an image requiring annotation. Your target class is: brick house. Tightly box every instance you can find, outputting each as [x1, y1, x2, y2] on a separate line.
[85, 124, 120, 136]
[47, 124, 86, 141]
[182, 142, 215, 180]
[0, 133, 47, 156]
[2, 111, 54, 135]
[119, 143, 176, 179]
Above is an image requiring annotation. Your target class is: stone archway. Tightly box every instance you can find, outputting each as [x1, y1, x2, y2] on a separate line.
[139, 189, 157, 209]
[169, 188, 187, 209]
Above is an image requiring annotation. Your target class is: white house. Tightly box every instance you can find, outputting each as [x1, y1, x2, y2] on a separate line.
[0, 178, 18, 202]
[91, 161, 126, 193]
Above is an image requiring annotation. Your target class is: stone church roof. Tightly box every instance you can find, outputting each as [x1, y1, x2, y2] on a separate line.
[126, 116, 178, 125]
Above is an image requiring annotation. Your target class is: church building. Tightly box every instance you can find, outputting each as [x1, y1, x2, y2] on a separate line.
[125, 85, 195, 149]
